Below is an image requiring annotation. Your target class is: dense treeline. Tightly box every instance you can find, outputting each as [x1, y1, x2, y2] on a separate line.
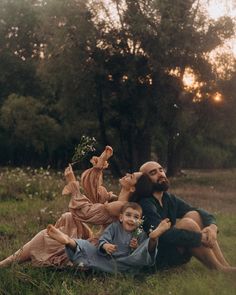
[0, 0, 235, 175]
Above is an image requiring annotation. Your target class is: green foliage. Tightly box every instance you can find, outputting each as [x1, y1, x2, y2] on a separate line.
[0, 224, 15, 238]
[0, 0, 235, 172]
[0, 94, 62, 165]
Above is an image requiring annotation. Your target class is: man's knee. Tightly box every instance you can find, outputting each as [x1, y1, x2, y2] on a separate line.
[176, 217, 201, 232]
[183, 211, 203, 229]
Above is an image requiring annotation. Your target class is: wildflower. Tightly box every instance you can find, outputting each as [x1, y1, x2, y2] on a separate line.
[132, 219, 144, 238]
[149, 225, 155, 233]
[78, 262, 84, 268]
[40, 207, 47, 213]
[72, 135, 97, 165]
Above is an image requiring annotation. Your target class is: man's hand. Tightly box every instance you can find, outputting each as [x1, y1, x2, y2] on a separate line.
[129, 238, 138, 250]
[102, 243, 117, 255]
[201, 224, 218, 248]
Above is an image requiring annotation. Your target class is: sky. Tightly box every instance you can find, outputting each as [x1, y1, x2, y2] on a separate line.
[206, 0, 236, 19]
[102, 0, 236, 56]
[207, 0, 236, 56]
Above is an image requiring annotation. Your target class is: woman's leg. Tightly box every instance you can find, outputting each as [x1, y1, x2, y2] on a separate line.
[0, 237, 36, 267]
[81, 146, 115, 204]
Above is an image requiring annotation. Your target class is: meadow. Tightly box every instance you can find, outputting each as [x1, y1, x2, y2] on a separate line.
[0, 167, 235, 295]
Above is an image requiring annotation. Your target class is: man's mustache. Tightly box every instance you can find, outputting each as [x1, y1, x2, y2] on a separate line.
[158, 176, 168, 182]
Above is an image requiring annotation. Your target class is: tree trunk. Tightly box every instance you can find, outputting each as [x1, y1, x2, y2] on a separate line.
[96, 79, 122, 176]
[133, 130, 152, 170]
[166, 132, 182, 177]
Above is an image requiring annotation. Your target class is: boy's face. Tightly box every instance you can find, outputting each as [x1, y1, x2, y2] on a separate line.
[119, 207, 142, 232]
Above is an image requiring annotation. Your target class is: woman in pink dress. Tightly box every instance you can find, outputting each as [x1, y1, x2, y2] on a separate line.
[0, 146, 142, 268]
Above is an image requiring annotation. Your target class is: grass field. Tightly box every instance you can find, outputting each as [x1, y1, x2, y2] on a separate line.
[0, 167, 236, 295]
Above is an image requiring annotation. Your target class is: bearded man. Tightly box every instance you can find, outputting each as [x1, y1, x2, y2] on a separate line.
[131, 161, 235, 272]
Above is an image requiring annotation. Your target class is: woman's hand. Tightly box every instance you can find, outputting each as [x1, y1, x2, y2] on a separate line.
[64, 164, 76, 183]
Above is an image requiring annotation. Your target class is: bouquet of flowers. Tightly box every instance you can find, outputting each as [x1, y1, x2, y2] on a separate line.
[71, 135, 96, 165]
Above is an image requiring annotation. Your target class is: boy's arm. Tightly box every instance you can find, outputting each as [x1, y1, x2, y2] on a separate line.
[140, 199, 202, 248]
[98, 223, 115, 254]
[148, 218, 171, 252]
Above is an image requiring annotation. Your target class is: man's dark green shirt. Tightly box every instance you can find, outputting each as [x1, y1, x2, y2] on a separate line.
[138, 192, 216, 248]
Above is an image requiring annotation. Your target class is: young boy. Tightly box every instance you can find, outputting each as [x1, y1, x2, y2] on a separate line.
[47, 202, 171, 274]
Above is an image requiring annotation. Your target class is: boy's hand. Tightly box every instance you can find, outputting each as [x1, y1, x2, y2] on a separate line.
[102, 243, 117, 255]
[129, 238, 138, 249]
[149, 218, 171, 240]
[158, 218, 171, 233]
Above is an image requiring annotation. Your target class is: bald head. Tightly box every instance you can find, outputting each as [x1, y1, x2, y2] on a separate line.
[139, 161, 161, 174]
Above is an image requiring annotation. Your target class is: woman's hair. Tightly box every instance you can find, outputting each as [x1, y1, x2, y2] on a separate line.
[129, 174, 153, 202]
[121, 202, 142, 215]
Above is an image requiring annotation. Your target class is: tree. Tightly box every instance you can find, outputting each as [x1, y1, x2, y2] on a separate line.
[89, 0, 235, 175]
[0, 94, 61, 166]
[0, 0, 42, 101]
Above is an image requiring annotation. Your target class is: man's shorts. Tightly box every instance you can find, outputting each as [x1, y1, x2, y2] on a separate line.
[155, 242, 192, 270]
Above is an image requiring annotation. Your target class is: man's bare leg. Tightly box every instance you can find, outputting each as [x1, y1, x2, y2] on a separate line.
[47, 225, 76, 251]
[190, 246, 236, 272]
[183, 211, 230, 267]
[211, 242, 230, 267]
[175, 217, 235, 272]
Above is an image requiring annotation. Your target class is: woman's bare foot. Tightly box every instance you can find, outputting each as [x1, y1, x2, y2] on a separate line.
[47, 224, 72, 245]
[90, 146, 113, 168]
[149, 218, 171, 240]
[100, 146, 113, 161]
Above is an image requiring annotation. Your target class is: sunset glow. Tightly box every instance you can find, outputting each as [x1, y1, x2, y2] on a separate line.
[183, 69, 196, 88]
[213, 92, 223, 102]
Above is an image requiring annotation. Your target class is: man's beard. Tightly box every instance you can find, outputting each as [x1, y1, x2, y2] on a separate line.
[152, 177, 170, 192]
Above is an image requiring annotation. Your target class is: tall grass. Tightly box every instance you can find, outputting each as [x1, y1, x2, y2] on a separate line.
[0, 168, 235, 295]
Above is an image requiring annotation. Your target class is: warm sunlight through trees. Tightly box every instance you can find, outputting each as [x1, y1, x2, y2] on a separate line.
[0, 0, 235, 175]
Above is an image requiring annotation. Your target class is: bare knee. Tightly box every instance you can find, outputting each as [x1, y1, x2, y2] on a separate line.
[176, 217, 201, 232]
[183, 211, 203, 229]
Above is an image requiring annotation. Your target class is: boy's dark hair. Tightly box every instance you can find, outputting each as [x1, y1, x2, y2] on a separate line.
[121, 202, 142, 215]
[129, 174, 153, 202]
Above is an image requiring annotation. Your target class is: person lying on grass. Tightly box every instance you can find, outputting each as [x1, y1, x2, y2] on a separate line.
[64, 146, 143, 227]
[0, 146, 142, 268]
[47, 202, 171, 274]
